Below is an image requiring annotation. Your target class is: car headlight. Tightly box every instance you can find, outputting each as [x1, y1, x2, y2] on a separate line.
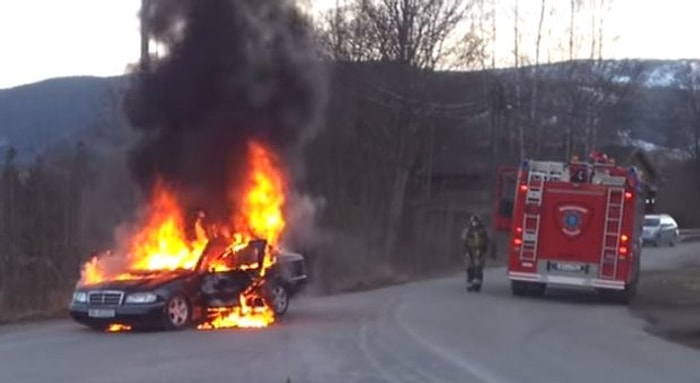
[72, 291, 88, 304]
[125, 292, 158, 304]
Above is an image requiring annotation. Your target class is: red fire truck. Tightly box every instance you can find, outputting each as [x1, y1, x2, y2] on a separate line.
[501, 154, 647, 302]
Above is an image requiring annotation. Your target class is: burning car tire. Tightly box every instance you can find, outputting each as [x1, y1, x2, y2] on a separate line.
[163, 294, 192, 330]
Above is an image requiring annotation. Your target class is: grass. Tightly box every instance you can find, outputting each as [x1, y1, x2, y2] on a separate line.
[0, 288, 72, 325]
[630, 267, 700, 349]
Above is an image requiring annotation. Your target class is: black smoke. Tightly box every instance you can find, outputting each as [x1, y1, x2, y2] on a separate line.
[124, 0, 326, 224]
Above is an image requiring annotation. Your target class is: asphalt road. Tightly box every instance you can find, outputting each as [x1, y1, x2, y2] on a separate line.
[2, 244, 700, 383]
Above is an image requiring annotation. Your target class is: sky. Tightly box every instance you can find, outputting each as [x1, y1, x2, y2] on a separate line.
[0, 0, 699, 90]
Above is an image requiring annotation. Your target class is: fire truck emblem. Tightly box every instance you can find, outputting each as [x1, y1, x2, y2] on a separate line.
[556, 205, 590, 237]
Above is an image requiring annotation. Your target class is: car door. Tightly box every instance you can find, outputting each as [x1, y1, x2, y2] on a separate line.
[662, 223, 671, 242]
[668, 217, 680, 243]
[200, 240, 268, 306]
[659, 216, 676, 243]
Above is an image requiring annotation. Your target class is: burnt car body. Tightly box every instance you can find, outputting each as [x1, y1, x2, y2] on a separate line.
[69, 239, 308, 331]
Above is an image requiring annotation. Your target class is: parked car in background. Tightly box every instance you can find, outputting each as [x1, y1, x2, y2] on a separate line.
[642, 214, 679, 247]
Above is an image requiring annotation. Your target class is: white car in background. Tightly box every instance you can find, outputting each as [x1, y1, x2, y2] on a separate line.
[641, 214, 680, 247]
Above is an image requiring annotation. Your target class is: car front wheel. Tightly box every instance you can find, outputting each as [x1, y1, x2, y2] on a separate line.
[163, 294, 192, 330]
[268, 283, 289, 316]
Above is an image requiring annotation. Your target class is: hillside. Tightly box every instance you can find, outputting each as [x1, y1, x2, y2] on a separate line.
[0, 75, 130, 162]
[0, 58, 697, 164]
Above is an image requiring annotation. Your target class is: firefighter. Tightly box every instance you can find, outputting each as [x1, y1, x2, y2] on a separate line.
[461, 214, 490, 292]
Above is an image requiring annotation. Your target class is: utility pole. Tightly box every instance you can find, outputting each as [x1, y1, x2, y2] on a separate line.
[140, 0, 151, 71]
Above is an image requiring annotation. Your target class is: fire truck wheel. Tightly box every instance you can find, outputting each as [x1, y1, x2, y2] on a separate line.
[527, 282, 546, 297]
[511, 281, 528, 296]
[626, 283, 638, 301]
[597, 283, 636, 304]
[511, 281, 546, 297]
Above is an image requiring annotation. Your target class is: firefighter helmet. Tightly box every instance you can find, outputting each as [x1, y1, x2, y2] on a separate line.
[469, 214, 482, 227]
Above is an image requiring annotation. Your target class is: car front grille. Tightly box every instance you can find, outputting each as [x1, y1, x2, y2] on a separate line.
[290, 260, 306, 278]
[87, 291, 124, 306]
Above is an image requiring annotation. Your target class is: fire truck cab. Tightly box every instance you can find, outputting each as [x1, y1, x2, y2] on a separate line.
[506, 155, 645, 303]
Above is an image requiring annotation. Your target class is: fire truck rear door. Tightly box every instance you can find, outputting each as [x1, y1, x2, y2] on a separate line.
[537, 184, 607, 275]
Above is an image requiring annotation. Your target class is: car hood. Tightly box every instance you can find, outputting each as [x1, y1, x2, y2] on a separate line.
[77, 270, 195, 291]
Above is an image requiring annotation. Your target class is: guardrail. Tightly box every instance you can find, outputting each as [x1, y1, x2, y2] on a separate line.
[679, 228, 700, 242]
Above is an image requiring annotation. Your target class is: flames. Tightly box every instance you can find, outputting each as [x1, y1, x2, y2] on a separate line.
[79, 140, 287, 329]
[197, 294, 275, 330]
[81, 184, 209, 285]
[106, 324, 132, 333]
[239, 142, 286, 247]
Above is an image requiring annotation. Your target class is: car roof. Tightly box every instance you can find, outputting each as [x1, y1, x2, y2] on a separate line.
[644, 214, 673, 219]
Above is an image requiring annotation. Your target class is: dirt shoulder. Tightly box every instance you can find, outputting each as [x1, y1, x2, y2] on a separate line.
[630, 267, 700, 350]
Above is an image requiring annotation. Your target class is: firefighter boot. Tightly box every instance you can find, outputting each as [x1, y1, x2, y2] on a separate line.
[467, 279, 481, 293]
[466, 266, 475, 291]
[472, 266, 484, 292]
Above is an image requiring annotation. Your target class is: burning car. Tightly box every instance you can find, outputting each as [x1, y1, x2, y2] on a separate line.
[69, 237, 307, 332]
[68, 139, 309, 332]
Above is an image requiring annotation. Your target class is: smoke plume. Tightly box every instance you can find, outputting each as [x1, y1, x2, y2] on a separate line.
[124, 0, 326, 224]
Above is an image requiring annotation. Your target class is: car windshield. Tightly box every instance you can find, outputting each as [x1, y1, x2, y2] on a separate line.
[644, 218, 661, 227]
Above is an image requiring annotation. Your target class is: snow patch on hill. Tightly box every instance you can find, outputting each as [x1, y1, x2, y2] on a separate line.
[618, 130, 692, 161]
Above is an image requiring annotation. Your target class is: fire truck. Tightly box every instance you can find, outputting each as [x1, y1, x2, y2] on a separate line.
[496, 152, 651, 303]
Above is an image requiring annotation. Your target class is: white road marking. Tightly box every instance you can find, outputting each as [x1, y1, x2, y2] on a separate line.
[394, 302, 512, 383]
[358, 321, 412, 383]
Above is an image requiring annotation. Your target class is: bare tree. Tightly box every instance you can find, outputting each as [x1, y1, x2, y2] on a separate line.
[564, 0, 577, 158]
[512, 0, 525, 160]
[317, 0, 483, 262]
[529, 0, 547, 156]
[317, 1, 377, 62]
[320, 0, 476, 68]
[677, 61, 700, 160]
[539, 0, 639, 157]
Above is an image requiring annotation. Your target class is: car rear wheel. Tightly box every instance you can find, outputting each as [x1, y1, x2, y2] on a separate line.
[670, 233, 678, 247]
[163, 294, 191, 330]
